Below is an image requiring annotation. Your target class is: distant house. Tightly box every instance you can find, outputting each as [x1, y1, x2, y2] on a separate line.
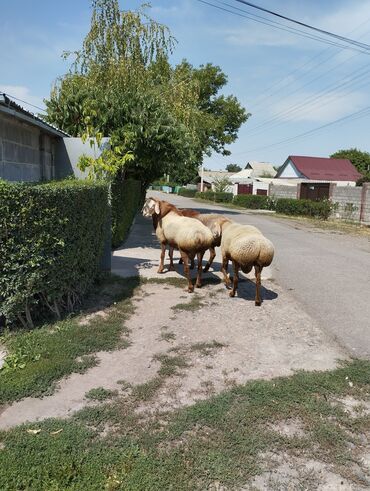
[245, 161, 277, 178]
[276, 155, 362, 184]
[0, 93, 108, 182]
[197, 170, 233, 191]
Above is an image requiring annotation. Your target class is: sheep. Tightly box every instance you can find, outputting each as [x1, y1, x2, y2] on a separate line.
[195, 214, 231, 272]
[142, 198, 214, 292]
[219, 221, 274, 305]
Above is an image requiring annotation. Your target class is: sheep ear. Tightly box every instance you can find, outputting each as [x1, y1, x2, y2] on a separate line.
[154, 201, 160, 215]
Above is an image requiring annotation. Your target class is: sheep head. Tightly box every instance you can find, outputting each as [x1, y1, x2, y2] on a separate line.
[142, 198, 160, 217]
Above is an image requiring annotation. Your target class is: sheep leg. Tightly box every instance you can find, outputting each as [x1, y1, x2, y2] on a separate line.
[255, 264, 262, 306]
[203, 247, 216, 272]
[157, 243, 166, 273]
[221, 257, 231, 289]
[190, 254, 195, 270]
[169, 246, 175, 271]
[180, 250, 194, 293]
[230, 261, 239, 297]
[195, 251, 205, 288]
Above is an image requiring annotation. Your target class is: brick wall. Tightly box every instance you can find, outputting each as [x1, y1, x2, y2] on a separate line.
[0, 113, 55, 182]
[269, 183, 298, 199]
[360, 183, 370, 225]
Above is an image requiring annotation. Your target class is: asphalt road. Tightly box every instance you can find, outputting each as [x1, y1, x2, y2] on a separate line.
[150, 191, 370, 359]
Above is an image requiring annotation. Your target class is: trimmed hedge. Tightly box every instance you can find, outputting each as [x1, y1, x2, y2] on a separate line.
[274, 198, 332, 219]
[178, 187, 197, 198]
[195, 191, 233, 203]
[232, 194, 273, 210]
[0, 180, 109, 328]
[111, 178, 142, 248]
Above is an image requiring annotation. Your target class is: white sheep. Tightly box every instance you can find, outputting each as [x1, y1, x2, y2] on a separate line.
[142, 198, 214, 292]
[220, 222, 274, 305]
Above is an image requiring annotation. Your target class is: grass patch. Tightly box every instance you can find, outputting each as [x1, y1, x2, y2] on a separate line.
[171, 295, 205, 312]
[159, 330, 176, 342]
[85, 387, 118, 402]
[0, 360, 369, 489]
[0, 275, 140, 404]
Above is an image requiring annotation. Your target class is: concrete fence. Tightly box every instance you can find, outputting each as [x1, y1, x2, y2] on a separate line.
[268, 182, 370, 224]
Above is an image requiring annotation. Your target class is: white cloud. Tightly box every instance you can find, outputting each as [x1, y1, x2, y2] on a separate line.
[0, 85, 45, 113]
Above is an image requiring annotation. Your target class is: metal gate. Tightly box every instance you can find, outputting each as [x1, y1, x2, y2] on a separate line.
[300, 183, 330, 201]
[238, 183, 253, 194]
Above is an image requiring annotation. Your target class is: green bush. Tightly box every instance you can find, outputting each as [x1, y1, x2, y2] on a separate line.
[274, 198, 332, 219]
[195, 191, 233, 203]
[111, 178, 142, 248]
[233, 194, 273, 210]
[0, 180, 109, 328]
[178, 187, 197, 198]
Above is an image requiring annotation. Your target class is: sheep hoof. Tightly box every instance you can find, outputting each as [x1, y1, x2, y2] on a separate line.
[169, 265, 175, 271]
[255, 300, 261, 306]
[157, 268, 164, 274]
[229, 291, 235, 298]
[188, 287, 194, 293]
[195, 283, 202, 289]
[203, 267, 209, 273]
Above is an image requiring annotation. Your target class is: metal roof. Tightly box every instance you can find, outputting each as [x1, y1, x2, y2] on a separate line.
[0, 93, 70, 137]
[278, 155, 362, 182]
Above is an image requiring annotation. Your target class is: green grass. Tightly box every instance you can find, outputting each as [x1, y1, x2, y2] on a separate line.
[85, 387, 118, 402]
[171, 294, 205, 312]
[0, 360, 369, 490]
[0, 276, 140, 404]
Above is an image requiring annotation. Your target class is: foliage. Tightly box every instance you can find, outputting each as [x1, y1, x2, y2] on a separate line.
[356, 174, 370, 186]
[0, 180, 109, 328]
[178, 187, 197, 198]
[195, 191, 233, 203]
[212, 175, 232, 193]
[233, 194, 273, 210]
[0, 276, 138, 404]
[330, 148, 370, 175]
[45, 1, 248, 186]
[0, 359, 369, 489]
[274, 198, 333, 219]
[111, 178, 143, 248]
[226, 163, 241, 173]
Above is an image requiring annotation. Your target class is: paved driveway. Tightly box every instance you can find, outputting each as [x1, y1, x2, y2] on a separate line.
[113, 191, 370, 359]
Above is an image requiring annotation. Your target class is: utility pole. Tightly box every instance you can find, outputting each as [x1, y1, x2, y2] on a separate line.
[200, 165, 204, 192]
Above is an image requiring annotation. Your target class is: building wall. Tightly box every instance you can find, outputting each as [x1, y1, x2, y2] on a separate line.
[269, 183, 298, 199]
[278, 159, 302, 178]
[0, 113, 55, 182]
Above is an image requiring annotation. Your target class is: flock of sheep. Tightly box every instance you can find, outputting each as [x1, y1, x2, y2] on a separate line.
[142, 197, 274, 306]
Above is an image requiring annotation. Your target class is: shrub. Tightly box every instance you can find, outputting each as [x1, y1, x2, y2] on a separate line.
[0, 180, 109, 328]
[178, 188, 197, 198]
[233, 194, 273, 210]
[195, 191, 233, 203]
[274, 198, 332, 219]
[111, 178, 142, 248]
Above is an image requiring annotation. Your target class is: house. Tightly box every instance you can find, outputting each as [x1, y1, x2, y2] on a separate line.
[197, 170, 233, 191]
[0, 93, 69, 181]
[0, 93, 108, 182]
[276, 155, 362, 184]
[245, 161, 277, 178]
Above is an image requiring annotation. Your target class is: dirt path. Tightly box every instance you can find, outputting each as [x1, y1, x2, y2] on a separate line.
[0, 208, 348, 429]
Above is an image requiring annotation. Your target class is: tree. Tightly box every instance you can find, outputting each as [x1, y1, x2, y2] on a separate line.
[213, 176, 232, 192]
[226, 163, 241, 173]
[45, 1, 248, 185]
[330, 148, 370, 175]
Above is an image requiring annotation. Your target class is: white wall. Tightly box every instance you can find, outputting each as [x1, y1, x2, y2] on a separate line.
[278, 159, 301, 178]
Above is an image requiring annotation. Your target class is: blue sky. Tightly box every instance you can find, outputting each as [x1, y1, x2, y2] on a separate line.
[1, 0, 370, 169]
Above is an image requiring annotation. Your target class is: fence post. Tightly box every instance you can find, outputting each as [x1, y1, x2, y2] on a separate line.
[296, 183, 301, 199]
[360, 182, 369, 222]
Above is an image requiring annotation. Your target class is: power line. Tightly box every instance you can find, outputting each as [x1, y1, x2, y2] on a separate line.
[243, 63, 370, 137]
[233, 105, 370, 155]
[197, 0, 370, 54]
[0, 91, 46, 113]
[233, 0, 370, 51]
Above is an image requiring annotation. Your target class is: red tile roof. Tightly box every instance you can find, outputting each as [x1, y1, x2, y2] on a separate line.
[288, 155, 362, 181]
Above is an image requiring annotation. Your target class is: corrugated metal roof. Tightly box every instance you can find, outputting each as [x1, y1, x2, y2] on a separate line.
[286, 155, 362, 181]
[0, 93, 70, 137]
[245, 161, 277, 177]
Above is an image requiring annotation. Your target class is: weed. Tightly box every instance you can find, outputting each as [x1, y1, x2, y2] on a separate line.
[85, 387, 118, 401]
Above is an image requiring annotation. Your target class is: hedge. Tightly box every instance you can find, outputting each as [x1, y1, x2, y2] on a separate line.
[111, 178, 142, 248]
[232, 194, 273, 210]
[195, 191, 233, 203]
[0, 180, 109, 328]
[178, 187, 197, 198]
[274, 198, 333, 219]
